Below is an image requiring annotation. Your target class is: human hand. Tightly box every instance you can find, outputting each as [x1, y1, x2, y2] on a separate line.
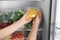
[19, 11, 32, 25]
[32, 15, 42, 27]
[27, 15, 42, 40]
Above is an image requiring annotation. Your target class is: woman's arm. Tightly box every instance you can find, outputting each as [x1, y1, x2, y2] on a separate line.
[27, 15, 42, 40]
[0, 20, 24, 40]
[0, 12, 32, 40]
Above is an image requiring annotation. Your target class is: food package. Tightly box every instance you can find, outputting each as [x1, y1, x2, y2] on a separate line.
[27, 8, 42, 19]
[4, 32, 25, 40]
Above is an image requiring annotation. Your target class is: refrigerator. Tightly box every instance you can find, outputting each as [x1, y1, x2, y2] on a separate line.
[0, 0, 56, 40]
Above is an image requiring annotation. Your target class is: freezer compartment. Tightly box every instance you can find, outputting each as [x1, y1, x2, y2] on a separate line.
[0, 1, 51, 40]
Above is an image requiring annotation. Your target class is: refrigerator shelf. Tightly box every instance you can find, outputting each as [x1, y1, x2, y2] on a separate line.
[17, 28, 43, 31]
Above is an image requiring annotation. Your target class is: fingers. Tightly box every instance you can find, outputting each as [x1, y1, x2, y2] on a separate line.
[25, 10, 33, 20]
[33, 15, 40, 23]
[32, 15, 42, 27]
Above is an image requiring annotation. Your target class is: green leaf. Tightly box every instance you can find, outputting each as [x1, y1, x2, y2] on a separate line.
[0, 15, 2, 21]
[1, 14, 9, 23]
[18, 9, 24, 14]
[25, 22, 32, 29]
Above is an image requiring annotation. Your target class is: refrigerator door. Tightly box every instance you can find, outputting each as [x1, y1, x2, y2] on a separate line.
[0, 0, 51, 40]
[50, 0, 57, 40]
[54, 0, 60, 40]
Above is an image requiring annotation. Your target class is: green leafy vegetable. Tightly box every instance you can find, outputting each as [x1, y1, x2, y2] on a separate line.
[10, 9, 24, 22]
[0, 9, 32, 29]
